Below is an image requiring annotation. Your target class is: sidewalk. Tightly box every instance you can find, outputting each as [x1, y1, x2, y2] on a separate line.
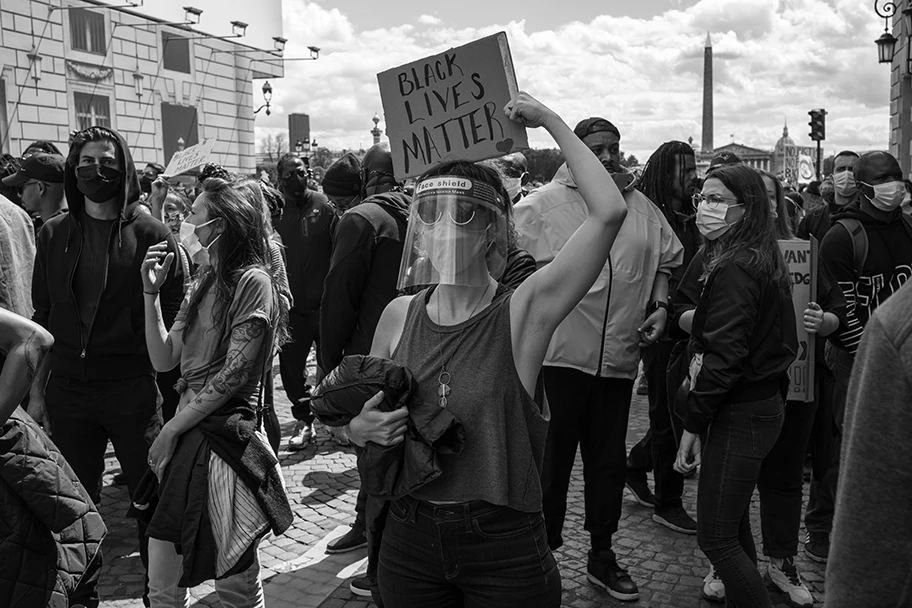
[97, 365, 826, 607]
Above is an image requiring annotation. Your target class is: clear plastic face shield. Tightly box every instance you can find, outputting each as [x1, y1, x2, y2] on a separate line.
[397, 176, 509, 289]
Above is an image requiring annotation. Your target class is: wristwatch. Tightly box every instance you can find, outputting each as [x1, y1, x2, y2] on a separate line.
[646, 300, 670, 317]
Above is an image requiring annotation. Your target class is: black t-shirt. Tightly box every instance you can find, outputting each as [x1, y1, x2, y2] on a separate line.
[74, 211, 116, 335]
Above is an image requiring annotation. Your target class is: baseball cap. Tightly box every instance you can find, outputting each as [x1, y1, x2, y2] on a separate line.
[573, 117, 621, 141]
[707, 151, 741, 172]
[1, 153, 65, 187]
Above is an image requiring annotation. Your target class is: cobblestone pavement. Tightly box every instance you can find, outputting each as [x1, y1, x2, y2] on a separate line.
[97, 363, 826, 607]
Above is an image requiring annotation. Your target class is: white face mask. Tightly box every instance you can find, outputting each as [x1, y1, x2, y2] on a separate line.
[696, 201, 744, 240]
[503, 176, 523, 202]
[179, 218, 220, 266]
[833, 171, 857, 200]
[861, 181, 906, 212]
[425, 225, 488, 284]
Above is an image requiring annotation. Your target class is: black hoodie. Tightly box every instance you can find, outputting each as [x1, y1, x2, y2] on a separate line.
[320, 191, 410, 373]
[32, 128, 183, 381]
[820, 201, 912, 354]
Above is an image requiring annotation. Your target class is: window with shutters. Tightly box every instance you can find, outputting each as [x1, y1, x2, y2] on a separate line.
[162, 32, 192, 74]
[74, 92, 111, 130]
[70, 9, 106, 55]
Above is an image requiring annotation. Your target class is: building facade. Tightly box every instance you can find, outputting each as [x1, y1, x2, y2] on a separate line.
[0, 0, 282, 173]
[889, 8, 912, 176]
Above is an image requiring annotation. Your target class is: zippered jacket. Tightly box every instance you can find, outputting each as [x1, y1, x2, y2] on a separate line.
[32, 128, 183, 381]
[514, 164, 683, 379]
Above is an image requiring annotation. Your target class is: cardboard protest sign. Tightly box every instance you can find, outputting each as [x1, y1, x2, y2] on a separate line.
[163, 137, 217, 177]
[378, 32, 528, 179]
[779, 238, 818, 402]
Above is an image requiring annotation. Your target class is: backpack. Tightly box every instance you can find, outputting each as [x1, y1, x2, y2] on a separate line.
[835, 214, 912, 278]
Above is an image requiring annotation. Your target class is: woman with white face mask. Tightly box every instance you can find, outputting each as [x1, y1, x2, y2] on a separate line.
[668, 165, 798, 608]
[138, 178, 292, 607]
[342, 92, 630, 608]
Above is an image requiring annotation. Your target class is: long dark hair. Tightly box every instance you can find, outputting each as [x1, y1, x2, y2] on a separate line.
[181, 178, 289, 347]
[637, 141, 696, 217]
[700, 165, 791, 295]
[757, 169, 795, 239]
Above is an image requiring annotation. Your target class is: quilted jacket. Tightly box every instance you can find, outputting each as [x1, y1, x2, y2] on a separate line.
[0, 408, 106, 608]
[312, 355, 466, 499]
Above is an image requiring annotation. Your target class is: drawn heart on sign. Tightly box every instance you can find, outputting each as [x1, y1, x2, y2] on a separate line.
[495, 138, 514, 154]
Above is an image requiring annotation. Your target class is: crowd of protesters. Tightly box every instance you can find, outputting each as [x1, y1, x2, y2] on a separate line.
[1, 88, 911, 608]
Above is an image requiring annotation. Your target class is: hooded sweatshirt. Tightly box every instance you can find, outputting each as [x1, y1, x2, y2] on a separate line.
[320, 191, 410, 373]
[820, 201, 912, 354]
[32, 128, 183, 381]
[273, 188, 335, 311]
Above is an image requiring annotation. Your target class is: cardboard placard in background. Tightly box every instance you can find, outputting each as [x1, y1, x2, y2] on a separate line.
[779, 237, 818, 402]
[378, 32, 528, 179]
[164, 137, 217, 177]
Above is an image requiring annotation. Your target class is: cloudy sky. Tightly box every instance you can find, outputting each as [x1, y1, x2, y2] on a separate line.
[252, 0, 891, 162]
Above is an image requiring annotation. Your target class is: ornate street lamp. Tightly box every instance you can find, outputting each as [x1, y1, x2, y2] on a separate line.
[254, 81, 273, 116]
[875, 1, 901, 63]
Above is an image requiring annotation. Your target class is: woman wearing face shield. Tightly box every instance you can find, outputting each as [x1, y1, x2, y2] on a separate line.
[668, 165, 798, 608]
[342, 92, 629, 607]
[138, 177, 292, 607]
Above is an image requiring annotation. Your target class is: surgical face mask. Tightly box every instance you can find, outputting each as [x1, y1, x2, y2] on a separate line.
[833, 171, 857, 200]
[76, 164, 122, 203]
[424, 225, 488, 282]
[696, 201, 744, 240]
[861, 180, 906, 212]
[179, 218, 220, 266]
[503, 176, 523, 202]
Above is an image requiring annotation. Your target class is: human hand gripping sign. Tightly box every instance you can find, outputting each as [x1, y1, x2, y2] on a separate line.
[141, 241, 174, 294]
[803, 301, 825, 334]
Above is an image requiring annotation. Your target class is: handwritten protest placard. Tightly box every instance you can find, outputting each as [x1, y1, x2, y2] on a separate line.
[779, 238, 818, 402]
[164, 137, 217, 177]
[378, 32, 528, 179]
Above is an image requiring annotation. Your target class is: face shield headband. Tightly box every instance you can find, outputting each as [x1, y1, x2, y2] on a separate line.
[397, 176, 509, 289]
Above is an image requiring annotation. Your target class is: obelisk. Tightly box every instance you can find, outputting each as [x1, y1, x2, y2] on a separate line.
[702, 32, 713, 154]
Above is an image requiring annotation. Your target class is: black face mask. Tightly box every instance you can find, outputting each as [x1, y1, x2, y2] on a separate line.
[140, 175, 153, 193]
[76, 165, 123, 203]
[283, 174, 307, 198]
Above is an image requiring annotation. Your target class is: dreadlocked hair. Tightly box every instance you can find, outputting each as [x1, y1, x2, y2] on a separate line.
[180, 177, 289, 349]
[637, 141, 696, 217]
[700, 165, 792, 297]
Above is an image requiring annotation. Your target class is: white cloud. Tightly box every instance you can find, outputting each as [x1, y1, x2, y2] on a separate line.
[254, 0, 891, 163]
[417, 14, 442, 26]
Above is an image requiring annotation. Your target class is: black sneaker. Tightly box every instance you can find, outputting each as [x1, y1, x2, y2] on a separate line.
[804, 531, 829, 563]
[349, 576, 372, 597]
[326, 522, 367, 554]
[652, 506, 697, 535]
[587, 549, 639, 601]
[625, 472, 657, 507]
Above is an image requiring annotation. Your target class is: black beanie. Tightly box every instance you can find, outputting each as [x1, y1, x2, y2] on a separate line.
[322, 153, 362, 196]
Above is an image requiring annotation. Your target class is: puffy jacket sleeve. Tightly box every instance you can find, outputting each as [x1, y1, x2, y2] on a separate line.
[684, 262, 760, 434]
[0, 410, 92, 533]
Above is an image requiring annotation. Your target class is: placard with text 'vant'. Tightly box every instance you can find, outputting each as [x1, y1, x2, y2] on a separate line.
[377, 32, 528, 179]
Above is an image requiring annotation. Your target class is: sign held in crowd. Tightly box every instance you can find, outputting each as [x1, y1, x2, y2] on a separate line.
[378, 32, 528, 178]
[163, 137, 217, 177]
[779, 238, 818, 402]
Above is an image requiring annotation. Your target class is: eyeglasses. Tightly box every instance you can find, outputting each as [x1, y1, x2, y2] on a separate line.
[416, 200, 478, 226]
[693, 193, 739, 210]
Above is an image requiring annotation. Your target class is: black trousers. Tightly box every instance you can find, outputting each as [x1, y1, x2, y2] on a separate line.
[758, 399, 818, 557]
[540, 366, 634, 552]
[279, 308, 319, 423]
[626, 341, 684, 512]
[45, 373, 159, 608]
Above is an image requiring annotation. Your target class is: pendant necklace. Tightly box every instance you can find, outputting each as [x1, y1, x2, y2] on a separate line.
[435, 283, 491, 409]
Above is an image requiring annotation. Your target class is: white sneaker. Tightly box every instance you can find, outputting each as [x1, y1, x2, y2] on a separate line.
[287, 421, 314, 451]
[765, 557, 813, 607]
[701, 565, 725, 603]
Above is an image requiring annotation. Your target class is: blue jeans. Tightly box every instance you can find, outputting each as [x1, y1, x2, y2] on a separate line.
[378, 497, 561, 608]
[698, 396, 784, 608]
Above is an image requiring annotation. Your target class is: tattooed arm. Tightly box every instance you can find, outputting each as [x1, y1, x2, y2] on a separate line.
[147, 318, 268, 476]
[0, 309, 54, 427]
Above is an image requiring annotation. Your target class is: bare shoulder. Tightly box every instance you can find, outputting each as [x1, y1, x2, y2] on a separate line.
[372, 295, 416, 358]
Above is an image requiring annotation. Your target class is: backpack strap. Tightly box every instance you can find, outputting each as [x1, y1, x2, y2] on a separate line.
[835, 218, 867, 279]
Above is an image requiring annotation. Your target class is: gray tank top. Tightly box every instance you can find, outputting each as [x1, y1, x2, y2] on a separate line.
[392, 287, 550, 513]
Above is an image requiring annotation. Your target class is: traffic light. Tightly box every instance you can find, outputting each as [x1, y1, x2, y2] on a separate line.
[808, 109, 826, 141]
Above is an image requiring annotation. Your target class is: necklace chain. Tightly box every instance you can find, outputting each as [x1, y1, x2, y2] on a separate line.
[435, 283, 491, 408]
